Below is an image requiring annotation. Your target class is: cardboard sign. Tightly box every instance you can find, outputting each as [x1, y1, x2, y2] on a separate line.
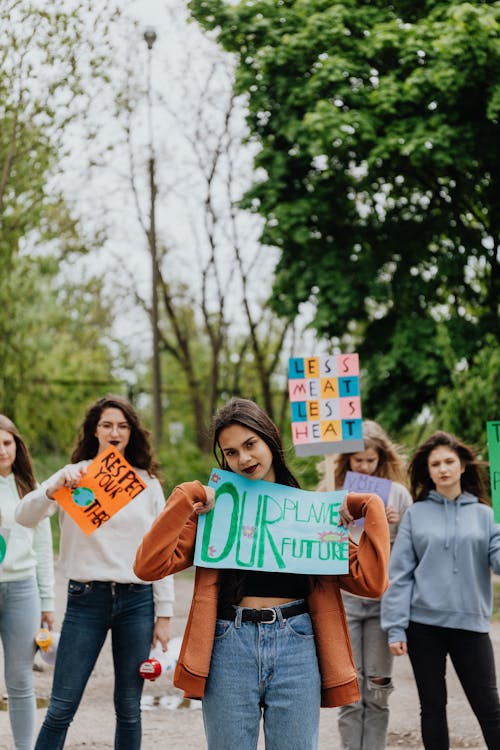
[288, 354, 364, 457]
[194, 468, 349, 575]
[344, 471, 392, 528]
[0, 527, 10, 563]
[53, 447, 146, 535]
[487, 421, 500, 523]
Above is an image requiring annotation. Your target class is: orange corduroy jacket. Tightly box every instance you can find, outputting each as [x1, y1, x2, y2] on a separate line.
[134, 481, 390, 708]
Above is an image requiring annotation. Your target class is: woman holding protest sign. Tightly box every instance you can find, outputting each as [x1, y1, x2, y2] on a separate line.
[15, 395, 174, 750]
[0, 415, 54, 750]
[327, 420, 412, 750]
[134, 397, 390, 750]
[382, 431, 500, 750]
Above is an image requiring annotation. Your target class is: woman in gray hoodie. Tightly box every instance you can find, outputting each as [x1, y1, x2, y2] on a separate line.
[381, 430, 500, 750]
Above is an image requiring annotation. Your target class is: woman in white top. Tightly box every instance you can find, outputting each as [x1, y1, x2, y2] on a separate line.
[15, 395, 174, 750]
[0, 414, 54, 750]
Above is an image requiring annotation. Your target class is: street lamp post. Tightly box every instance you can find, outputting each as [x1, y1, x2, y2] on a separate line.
[144, 26, 162, 451]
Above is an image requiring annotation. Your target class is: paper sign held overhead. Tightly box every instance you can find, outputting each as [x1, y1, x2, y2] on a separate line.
[53, 447, 146, 535]
[288, 354, 364, 457]
[194, 469, 349, 575]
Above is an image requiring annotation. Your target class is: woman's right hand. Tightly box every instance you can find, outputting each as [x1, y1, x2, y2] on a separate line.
[389, 641, 407, 656]
[46, 465, 85, 500]
[193, 486, 215, 515]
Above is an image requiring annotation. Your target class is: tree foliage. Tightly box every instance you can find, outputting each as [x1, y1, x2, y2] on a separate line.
[0, 0, 123, 451]
[190, 0, 500, 431]
[437, 335, 500, 454]
[112, 5, 298, 451]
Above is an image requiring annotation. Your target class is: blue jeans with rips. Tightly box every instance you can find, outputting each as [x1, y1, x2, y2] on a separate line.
[202, 600, 321, 750]
[0, 577, 40, 750]
[35, 580, 154, 750]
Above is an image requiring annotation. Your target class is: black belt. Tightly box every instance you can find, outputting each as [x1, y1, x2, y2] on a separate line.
[218, 600, 308, 623]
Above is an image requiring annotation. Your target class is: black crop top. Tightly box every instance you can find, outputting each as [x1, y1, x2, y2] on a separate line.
[239, 570, 310, 599]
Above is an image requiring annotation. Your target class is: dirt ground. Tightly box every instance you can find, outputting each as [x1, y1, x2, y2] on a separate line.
[0, 564, 496, 749]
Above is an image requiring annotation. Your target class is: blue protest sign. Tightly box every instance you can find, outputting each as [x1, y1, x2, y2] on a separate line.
[194, 469, 349, 575]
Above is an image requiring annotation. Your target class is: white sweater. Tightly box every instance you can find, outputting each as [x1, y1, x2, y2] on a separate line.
[0, 473, 55, 611]
[15, 462, 174, 617]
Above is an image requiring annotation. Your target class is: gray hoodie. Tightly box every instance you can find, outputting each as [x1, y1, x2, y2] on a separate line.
[381, 491, 500, 643]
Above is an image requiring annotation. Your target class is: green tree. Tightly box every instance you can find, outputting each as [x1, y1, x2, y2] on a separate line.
[437, 335, 500, 453]
[113, 5, 297, 451]
[0, 0, 124, 446]
[190, 0, 500, 429]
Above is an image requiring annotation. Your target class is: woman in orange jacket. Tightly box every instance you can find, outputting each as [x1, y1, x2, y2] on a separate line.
[135, 397, 389, 750]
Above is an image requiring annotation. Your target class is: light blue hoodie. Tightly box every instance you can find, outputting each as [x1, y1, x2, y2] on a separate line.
[381, 491, 500, 644]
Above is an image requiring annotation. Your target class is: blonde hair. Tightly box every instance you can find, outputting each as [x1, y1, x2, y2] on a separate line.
[318, 420, 408, 490]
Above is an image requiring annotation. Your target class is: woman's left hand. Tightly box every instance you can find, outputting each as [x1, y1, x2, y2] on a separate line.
[41, 611, 55, 630]
[152, 616, 171, 652]
[338, 499, 354, 527]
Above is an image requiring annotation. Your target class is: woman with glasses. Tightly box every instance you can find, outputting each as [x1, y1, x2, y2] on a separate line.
[15, 395, 173, 750]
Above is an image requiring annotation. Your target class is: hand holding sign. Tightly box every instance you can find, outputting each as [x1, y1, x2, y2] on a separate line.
[53, 447, 146, 535]
[342, 471, 392, 529]
[193, 486, 215, 515]
[46, 465, 86, 500]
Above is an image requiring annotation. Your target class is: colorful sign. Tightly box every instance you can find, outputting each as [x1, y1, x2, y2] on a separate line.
[194, 468, 349, 575]
[344, 471, 392, 528]
[288, 354, 364, 457]
[53, 447, 146, 535]
[487, 421, 500, 523]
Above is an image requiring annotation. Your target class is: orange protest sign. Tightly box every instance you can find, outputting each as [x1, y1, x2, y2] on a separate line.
[53, 447, 146, 535]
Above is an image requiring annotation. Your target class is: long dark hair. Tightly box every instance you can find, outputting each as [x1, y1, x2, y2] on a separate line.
[212, 398, 301, 607]
[0, 415, 37, 497]
[70, 395, 159, 476]
[409, 430, 489, 504]
[212, 397, 299, 488]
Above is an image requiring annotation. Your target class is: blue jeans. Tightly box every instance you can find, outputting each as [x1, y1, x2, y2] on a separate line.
[338, 593, 393, 750]
[0, 577, 40, 750]
[202, 600, 321, 750]
[35, 580, 154, 750]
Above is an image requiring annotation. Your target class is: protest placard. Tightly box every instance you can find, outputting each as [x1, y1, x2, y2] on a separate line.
[344, 471, 392, 527]
[487, 421, 500, 523]
[53, 447, 146, 535]
[344, 471, 392, 504]
[0, 527, 10, 563]
[288, 354, 364, 457]
[194, 468, 349, 575]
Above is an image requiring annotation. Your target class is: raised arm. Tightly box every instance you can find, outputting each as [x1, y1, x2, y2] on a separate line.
[134, 480, 209, 581]
[339, 492, 390, 598]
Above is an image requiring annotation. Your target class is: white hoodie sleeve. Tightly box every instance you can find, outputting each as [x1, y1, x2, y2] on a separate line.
[15, 468, 70, 527]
